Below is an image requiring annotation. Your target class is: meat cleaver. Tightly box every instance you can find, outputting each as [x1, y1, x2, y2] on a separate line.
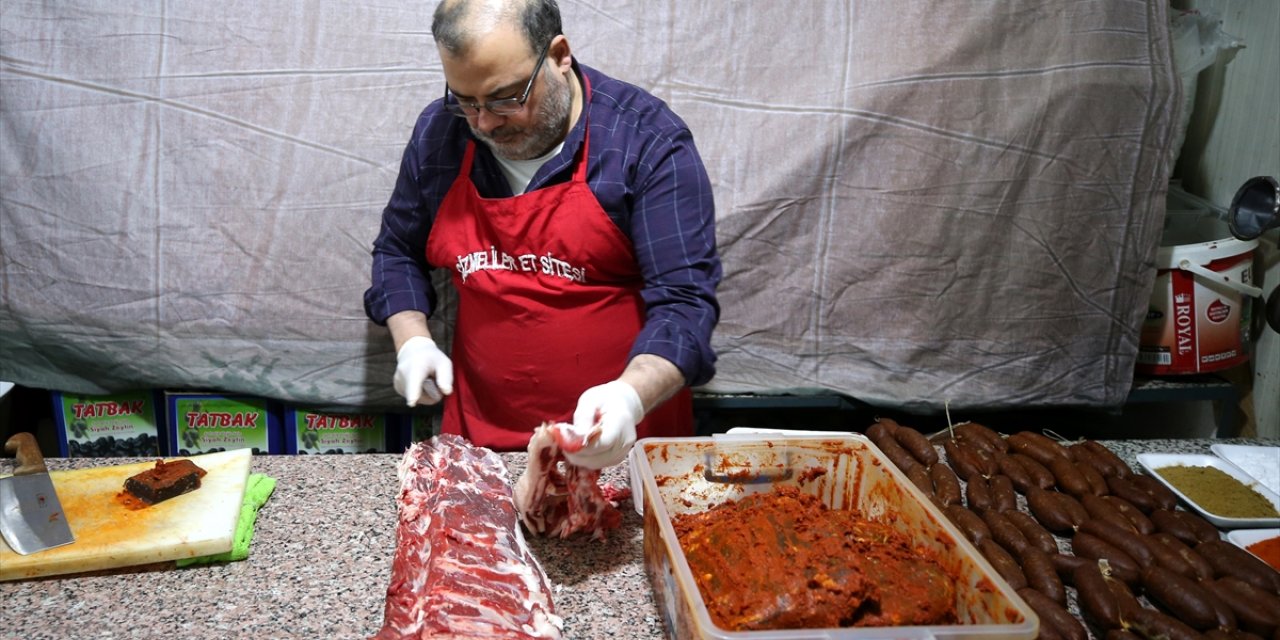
[1, 432, 75, 554]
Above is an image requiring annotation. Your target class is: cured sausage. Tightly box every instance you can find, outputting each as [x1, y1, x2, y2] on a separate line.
[1075, 560, 1140, 629]
[979, 537, 1027, 590]
[1083, 493, 1139, 532]
[1064, 448, 1116, 496]
[866, 419, 898, 440]
[1107, 476, 1159, 513]
[1147, 532, 1213, 581]
[966, 474, 994, 512]
[930, 462, 963, 507]
[1197, 540, 1280, 594]
[1077, 458, 1111, 497]
[1152, 509, 1220, 546]
[1048, 456, 1094, 499]
[1011, 453, 1057, 491]
[1203, 630, 1267, 640]
[1106, 630, 1144, 640]
[1127, 606, 1207, 640]
[906, 463, 934, 498]
[868, 423, 919, 474]
[989, 474, 1018, 513]
[1079, 518, 1156, 570]
[1071, 530, 1141, 585]
[1142, 564, 1228, 631]
[944, 504, 992, 546]
[1129, 474, 1181, 511]
[983, 508, 1030, 558]
[1201, 580, 1242, 633]
[1207, 576, 1280, 637]
[1006, 509, 1061, 555]
[1051, 551, 1094, 584]
[942, 439, 985, 482]
[892, 425, 939, 468]
[1102, 495, 1156, 534]
[1007, 431, 1072, 467]
[966, 444, 1000, 479]
[998, 455, 1037, 495]
[1027, 487, 1088, 535]
[1069, 442, 1114, 479]
[1022, 547, 1066, 606]
[1017, 587, 1087, 640]
[953, 422, 1008, 454]
[1082, 440, 1135, 479]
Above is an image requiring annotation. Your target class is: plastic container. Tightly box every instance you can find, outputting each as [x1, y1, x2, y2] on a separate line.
[1138, 202, 1260, 374]
[629, 433, 1038, 640]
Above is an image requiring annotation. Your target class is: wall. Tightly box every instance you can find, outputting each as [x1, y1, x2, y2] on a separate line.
[1171, 0, 1280, 437]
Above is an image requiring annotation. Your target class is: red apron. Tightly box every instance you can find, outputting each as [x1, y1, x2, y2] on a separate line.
[426, 85, 692, 451]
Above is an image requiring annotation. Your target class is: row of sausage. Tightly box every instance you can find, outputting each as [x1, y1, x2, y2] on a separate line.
[865, 419, 1280, 640]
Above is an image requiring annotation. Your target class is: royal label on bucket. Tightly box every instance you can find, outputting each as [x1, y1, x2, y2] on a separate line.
[1139, 252, 1254, 375]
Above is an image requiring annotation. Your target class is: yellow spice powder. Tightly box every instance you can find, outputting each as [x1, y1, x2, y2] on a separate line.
[1154, 465, 1280, 519]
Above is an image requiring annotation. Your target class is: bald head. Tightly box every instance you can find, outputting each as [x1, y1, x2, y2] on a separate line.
[432, 0, 562, 58]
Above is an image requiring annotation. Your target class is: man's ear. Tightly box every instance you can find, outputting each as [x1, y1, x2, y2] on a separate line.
[549, 34, 572, 73]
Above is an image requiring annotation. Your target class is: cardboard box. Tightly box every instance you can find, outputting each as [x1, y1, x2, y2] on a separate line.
[406, 411, 438, 444]
[284, 406, 406, 454]
[165, 392, 281, 455]
[630, 434, 1038, 640]
[50, 390, 163, 457]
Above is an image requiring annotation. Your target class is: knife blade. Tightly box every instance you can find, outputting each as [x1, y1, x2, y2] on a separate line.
[1, 432, 75, 555]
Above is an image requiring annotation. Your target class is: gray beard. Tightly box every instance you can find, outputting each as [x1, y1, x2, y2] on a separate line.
[472, 71, 573, 161]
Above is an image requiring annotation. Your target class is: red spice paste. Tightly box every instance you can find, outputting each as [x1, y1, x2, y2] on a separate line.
[672, 486, 957, 631]
[1245, 536, 1280, 571]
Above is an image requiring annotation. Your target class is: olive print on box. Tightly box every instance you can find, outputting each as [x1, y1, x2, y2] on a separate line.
[165, 393, 281, 455]
[51, 390, 162, 457]
[284, 408, 403, 454]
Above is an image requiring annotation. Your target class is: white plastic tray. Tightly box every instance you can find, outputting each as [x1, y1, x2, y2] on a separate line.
[1225, 527, 1280, 570]
[1210, 444, 1280, 495]
[1136, 453, 1280, 529]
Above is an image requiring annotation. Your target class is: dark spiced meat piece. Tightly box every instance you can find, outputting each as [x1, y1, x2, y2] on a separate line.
[124, 458, 207, 504]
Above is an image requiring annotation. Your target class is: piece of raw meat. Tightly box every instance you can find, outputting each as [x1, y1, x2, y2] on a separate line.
[513, 422, 623, 541]
[374, 434, 563, 640]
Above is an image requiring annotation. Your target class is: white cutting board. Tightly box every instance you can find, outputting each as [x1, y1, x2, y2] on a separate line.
[0, 449, 252, 581]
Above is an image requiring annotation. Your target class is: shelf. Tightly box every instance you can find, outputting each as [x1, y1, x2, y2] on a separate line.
[1126, 373, 1240, 437]
[692, 373, 1242, 437]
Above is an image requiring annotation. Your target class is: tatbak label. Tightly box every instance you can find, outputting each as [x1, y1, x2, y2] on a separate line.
[1174, 293, 1194, 356]
[186, 412, 260, 428]
[72, 400, 145, 419]
[304, 414, 376, 430]
[455, 246, 586, 284]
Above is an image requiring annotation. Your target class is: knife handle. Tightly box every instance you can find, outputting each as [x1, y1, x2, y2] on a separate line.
[3, 432, 48, 476]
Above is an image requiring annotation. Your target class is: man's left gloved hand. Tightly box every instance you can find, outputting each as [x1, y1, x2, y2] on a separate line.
[563, 380, 644, 469]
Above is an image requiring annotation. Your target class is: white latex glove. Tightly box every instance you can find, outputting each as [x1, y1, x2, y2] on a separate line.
[392, 336, 454, 407]
[564, 380, 643, 469]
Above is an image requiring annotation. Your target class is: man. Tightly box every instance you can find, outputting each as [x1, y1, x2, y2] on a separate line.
[363, 0, 721, 468]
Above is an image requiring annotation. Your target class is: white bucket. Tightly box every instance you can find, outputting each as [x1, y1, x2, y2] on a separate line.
[1138, 212, 1260, 375]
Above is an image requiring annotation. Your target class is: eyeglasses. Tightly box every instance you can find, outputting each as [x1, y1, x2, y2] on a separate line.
[443, 41, 551, 118]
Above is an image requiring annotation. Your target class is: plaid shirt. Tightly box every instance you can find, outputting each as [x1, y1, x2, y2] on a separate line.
[364, 61, 720, 386]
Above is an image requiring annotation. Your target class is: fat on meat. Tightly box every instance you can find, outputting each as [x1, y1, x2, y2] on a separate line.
[513, 422, 623, 541]
[374, 434, 563, 640]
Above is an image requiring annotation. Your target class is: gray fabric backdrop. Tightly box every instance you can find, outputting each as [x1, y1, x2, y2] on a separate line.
[0, 1, 1179, 413]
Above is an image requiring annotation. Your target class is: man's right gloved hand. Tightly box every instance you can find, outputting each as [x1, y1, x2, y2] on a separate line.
[393, 336, 454, 407]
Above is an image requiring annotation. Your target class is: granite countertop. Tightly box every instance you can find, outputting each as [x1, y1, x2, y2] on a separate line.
[2, 437, 1274, 640]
